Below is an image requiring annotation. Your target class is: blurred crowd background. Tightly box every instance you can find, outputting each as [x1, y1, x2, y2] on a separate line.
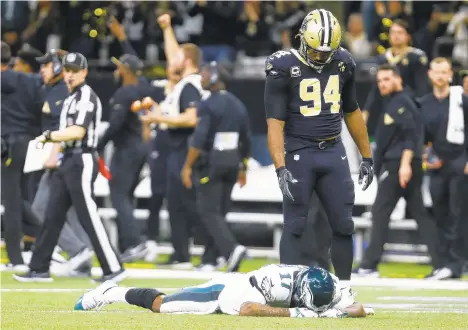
[2, 0, 467, 71]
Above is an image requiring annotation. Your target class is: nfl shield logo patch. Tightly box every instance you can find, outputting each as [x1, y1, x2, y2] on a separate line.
[290, 66, 301, 78]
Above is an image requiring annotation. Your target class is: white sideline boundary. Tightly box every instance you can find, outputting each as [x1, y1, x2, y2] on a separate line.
[0, 288, 180, 293]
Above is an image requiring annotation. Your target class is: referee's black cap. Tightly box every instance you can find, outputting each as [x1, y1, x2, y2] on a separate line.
[62, 52, 88, 70]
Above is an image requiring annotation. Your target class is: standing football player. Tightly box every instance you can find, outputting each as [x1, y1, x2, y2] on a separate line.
[264, 9, 374, 280]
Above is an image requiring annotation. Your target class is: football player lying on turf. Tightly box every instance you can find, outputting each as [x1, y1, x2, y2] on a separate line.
[75, 265, 374, 318]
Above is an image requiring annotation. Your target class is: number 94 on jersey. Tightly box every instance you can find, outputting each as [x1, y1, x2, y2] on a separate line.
[299, 74, 341, 117]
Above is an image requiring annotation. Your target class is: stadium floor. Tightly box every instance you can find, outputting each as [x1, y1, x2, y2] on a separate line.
[2, 267, 468, 330]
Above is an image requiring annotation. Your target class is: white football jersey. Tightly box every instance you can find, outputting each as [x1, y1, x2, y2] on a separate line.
[246, 264, 307, 307]
[246, 264, 355, 310]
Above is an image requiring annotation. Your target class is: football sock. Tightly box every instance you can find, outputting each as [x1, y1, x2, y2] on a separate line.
[331, 234, 353, 280]
[125, 288, 165, 310]
[104, 287, 131, 303]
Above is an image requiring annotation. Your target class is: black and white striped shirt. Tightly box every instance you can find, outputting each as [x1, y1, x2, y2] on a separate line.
[59, 83, 102, 152]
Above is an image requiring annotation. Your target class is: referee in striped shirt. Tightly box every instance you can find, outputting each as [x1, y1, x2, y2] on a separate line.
[14, 53, 125, 283]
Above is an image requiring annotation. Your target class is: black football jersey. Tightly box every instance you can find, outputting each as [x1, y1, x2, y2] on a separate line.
[265, 48, 359, 150]
[375, 47, 429, 98]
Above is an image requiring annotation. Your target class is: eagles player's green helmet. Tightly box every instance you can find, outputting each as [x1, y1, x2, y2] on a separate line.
[297, 9, 342, 69]
[295, 267, 335, 312]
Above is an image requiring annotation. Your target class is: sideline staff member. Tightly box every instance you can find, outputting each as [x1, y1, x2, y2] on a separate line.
[1, 41, 43, 269]
[14, 53, 125, 283]
[353, 64, 442, 277]
[420, 58, 468, 280]
[181, 62, 250, 272]
[97, 54, 149, 262]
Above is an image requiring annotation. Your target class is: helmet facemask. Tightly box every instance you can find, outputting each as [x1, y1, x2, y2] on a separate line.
[299, 37, 338, 69]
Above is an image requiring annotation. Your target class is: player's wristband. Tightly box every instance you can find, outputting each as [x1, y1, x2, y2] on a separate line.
[362, 157, 373, 165]
[238, 158, 248, 171]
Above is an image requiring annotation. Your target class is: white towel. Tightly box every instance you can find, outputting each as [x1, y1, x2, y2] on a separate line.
[446, 86, 465, 145]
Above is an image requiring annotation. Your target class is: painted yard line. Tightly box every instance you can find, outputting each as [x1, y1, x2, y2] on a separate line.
[379, 310, 468, 314]
[2, 267, 468, 290]
[2, 310, 149, 314]
[370, 303, 468, 309]
[378, 297, 468, 303]
[0, 288, 180, 293]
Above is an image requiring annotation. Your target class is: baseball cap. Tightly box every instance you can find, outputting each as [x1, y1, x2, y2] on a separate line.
[62, 52, 88, 70]
[17, 48, 43, 72]
[111, 54, 143, 73]
[36, 50, 58, 65]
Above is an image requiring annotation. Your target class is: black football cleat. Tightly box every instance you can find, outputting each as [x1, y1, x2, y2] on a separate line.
[92, 269, 127, 284]
[13, 271, 53, 283]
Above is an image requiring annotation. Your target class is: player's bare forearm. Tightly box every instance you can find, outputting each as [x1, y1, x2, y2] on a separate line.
[183, 147, 200, 168]
[400, 149, 414, 167]
[344, 109, 372, 158]
[163, 27, 181, 66]
[342, 303, 367, 318]
[267, 118, 286, 169]
[239, 302, 290, 317]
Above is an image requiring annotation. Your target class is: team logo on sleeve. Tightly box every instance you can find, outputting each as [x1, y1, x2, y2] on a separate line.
[290, 66, 301, 77]
[338, 62, 347, 72]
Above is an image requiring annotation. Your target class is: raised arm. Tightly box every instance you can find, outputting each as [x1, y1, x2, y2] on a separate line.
[157, 14, 182, 66]
[107, 16, 138, 57]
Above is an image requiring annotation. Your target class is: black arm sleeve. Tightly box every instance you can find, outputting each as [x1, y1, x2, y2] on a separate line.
[399, 101, 418, 152]
[342, 70, 360, 113]
[264, 74, 288, 120]
[180, 84, 201, 112]
[97, 93, 130, 150]
[190, 102, 210, 149]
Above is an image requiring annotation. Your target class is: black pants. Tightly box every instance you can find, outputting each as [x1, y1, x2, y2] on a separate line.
[109, 142, 148, 252]
[29, 152, 123, 275]
[280, 141, 355, 280]
[194, 166, 238, 263]
[1, 134, 41, 265]
[361, 160, 442, 270]
[147, 131, 170, 241]
[429, 162, 467, 277]
[166, 146, 199, 263]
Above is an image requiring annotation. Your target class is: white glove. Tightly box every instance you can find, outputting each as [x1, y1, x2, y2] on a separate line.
[289, 307, 319, 318]
[319, 309, 348, 318]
